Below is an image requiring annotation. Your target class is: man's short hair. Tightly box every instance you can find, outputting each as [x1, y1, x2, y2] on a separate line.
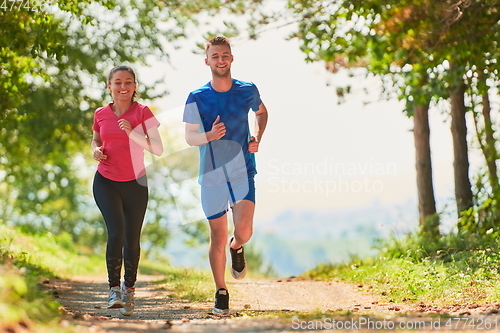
[205, 36, 232, 57]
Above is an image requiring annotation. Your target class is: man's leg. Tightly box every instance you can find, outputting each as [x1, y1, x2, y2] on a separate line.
[230, 200, 255, 249]
[208, 214, 229, 290]
[230, 177, 256, 249]
[227, 199, 255, 280]
[208, 213, 231, 313]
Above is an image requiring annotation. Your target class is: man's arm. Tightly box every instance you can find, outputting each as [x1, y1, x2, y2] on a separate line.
[185, 115, 226, 146]
[254, 102, 268, 142]
[249, 102, 268, 153]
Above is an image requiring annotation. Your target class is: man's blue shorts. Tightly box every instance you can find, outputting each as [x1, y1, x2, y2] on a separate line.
[201, 176, 255, 220]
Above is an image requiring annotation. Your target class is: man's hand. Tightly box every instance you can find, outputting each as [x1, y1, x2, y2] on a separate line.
[248, 136, 259, 153]
[207, 115, 226, 141]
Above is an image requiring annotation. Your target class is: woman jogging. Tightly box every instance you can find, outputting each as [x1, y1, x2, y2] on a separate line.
[91, 65, 163, 316]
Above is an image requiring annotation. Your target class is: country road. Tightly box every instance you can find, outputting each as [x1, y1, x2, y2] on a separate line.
[51, 275, 500, 332]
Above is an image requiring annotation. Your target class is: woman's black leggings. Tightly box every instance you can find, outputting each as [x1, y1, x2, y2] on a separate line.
[93, 171, 148, 288]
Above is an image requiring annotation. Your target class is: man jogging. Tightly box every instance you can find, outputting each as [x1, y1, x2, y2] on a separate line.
[183, 36, 268, 313]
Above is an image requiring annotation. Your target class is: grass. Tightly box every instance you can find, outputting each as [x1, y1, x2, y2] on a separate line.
[0, 222, 221, 331]
[13, 217, 500, 330]
[301, 231, 500, 306]
[1, 225, 105, 278]
[8, 221, 500, 333]
[0, 224, 105, 332]
[153, 265, 213, 302]
[0, 224, 215, 331]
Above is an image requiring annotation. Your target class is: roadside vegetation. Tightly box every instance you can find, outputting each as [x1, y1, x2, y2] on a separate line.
[303, 228, 500, 306]
[0, 224, 102, 332]
[141, 260, 214, 303]
[0, 223, 216, 331]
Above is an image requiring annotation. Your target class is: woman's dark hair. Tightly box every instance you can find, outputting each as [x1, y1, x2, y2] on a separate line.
[107, 65, 139, 100]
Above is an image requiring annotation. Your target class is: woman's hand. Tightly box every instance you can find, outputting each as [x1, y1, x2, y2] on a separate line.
[118, 119, 132, 136]
[93, 146, 107, 161]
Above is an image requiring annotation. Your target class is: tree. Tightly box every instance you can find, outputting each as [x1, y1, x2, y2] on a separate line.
[0, 0, 267, 247]
[280, 0, 500, 236]
[470, 73, 500, 198]
[436, 1, 500, 219]
[282, 0, 443, 237]
[1, 1, 174, 245]
[412, 98, 440, 238]
[449, 79, 473, 215]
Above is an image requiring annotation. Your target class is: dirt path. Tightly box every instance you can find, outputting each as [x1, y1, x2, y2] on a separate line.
[50, 275, 500, 332]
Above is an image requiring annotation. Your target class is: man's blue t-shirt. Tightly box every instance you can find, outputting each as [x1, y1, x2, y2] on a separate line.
[183, 79, 262, 186]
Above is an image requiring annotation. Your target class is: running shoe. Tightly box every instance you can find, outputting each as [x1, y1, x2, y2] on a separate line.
[107, 286, 124, 309]
[213, 288, 229, 314]
[119, 282, 135, 316]
[229, 237, 247, 279]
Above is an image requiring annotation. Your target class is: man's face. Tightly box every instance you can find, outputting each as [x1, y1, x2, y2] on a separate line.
[205, 44, 233, 78]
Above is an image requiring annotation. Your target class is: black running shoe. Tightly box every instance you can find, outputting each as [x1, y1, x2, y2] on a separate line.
[229, 237, 247, 279]
[213, 288, 229, 314]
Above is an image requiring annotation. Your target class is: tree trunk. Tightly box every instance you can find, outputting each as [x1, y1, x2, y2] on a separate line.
[449, 84, 473, 217]
[413, 102, 440, 238]
[472, 89, 499, 194]
[481, 91, 499, 192]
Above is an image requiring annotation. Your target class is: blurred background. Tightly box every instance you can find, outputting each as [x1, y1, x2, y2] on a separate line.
[2, 0, 498, 277]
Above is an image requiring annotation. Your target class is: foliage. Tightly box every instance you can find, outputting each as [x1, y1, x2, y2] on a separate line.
[1, 0, 164, 244]
[303, 226, 500, 305]
[0, 224, 105, 278]
[0, 223, 105, 332]
[0, 0, 269, 250]
[244, 242, 278, 277]
[281, 0, 500, 236]
[1, 0, 168, 218]
[286, 0, 500, 109]
[0, 264, 74, 332]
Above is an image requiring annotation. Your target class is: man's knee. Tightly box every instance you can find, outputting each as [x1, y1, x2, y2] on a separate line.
[210, 222, 229, 248]
[234, 225, 253, 244]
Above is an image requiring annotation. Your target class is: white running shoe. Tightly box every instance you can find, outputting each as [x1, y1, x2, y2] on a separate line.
[107, 286, 124, 309]
[119, 282, 135, 316]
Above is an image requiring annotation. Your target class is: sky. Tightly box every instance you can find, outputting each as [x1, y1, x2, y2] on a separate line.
[137, 24, 483, 229]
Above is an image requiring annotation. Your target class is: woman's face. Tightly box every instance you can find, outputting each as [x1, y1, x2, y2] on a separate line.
[107, 70, 136, 102]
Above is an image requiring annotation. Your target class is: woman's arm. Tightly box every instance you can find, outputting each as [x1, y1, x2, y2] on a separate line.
[118, 119, 164, 156]
[91, 131, 107, 161]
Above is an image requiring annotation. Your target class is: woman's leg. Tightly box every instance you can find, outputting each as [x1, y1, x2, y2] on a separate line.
[121, 177, 148, 288]
[93, 172, 125, 288]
